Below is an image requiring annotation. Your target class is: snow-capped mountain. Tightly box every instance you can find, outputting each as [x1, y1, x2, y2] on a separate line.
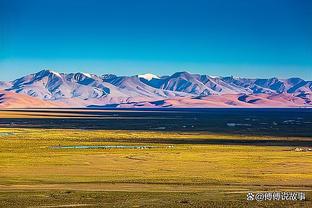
[1, 69, 311, 108]
[138, 73, 159, 81]
[8, 70, 113, 100]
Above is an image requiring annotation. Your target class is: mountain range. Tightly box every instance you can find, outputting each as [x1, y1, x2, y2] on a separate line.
[0, 69, 311, 108]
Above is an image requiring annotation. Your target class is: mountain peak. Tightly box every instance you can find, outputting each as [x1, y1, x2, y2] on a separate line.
[80, 72, 92, 78]
[138, 73, 159, 81]
[2, 70, 311, 108]
[171, 71, 193, 78]
[36, 69, 61, 78]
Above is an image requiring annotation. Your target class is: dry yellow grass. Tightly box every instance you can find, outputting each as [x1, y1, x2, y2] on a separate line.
[1, 128, 311, 186]
[0, 128, 311, 207]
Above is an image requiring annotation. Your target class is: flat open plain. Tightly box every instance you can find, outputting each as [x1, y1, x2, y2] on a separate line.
[0, 108, 311, 207]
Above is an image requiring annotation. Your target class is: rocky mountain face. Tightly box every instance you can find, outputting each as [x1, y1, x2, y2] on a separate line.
[0, 70, 311, 108]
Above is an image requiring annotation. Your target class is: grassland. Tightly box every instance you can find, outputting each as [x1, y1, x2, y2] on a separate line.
[0, 127, 311, 207]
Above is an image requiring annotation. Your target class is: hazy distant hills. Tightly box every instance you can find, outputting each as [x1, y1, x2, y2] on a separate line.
[0, 69, 311, 108]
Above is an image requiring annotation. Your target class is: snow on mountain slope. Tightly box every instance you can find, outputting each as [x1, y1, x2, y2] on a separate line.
[145, 72, 254, 95]
[104, 75, 192, 99]
[8, 70, 113, 100]
[138, 73, 159, 81]
[1, 69, 311, 108]
[144, 71, 215, 95]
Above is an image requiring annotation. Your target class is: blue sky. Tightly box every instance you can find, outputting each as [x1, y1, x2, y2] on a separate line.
[0, 0, 311, 80]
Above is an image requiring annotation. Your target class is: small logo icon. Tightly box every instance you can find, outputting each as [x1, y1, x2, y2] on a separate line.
[247, 192, 255, 201]
[255, 193, 265, 201]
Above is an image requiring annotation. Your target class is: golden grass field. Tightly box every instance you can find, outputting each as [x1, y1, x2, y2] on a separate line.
[0, 127, 311, 207]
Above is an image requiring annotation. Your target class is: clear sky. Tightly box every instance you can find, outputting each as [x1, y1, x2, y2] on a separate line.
[0, 0, 311, 80]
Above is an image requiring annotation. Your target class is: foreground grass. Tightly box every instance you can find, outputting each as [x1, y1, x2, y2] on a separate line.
[1, 190, 311, 208]
[0, 128, 311, 207]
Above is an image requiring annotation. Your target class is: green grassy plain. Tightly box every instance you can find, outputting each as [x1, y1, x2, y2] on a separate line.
[0, 128, 311, 207]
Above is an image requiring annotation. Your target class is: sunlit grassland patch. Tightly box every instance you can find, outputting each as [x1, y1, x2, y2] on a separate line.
[0, 127, 311, 207]
[0, 128, 311, 188]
